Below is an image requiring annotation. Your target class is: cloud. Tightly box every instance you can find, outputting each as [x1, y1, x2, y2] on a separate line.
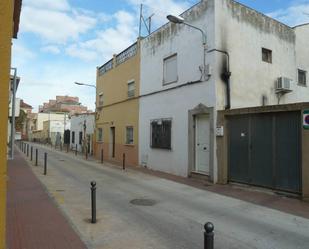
[41, 45, 61, 54]
[20, 6, 97, 44]
[65, 10, 137, 63]
[24, 0, 70, 11]
[267, 3, 309, 26]
[127, 0, 192, 28]
[12, 41, 36, 67]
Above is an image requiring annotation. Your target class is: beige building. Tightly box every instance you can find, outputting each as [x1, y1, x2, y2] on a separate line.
[95, 40, 140, 166]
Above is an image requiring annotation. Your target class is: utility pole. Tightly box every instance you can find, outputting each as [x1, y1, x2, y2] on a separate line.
[9, 68, 17, 160]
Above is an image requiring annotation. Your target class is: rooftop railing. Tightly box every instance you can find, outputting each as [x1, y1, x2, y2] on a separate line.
[98, 42, 138, 76]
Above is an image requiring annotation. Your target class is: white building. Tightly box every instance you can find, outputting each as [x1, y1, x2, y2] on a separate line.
[139, 0, 309, 184]
[70, 113, 95, 154]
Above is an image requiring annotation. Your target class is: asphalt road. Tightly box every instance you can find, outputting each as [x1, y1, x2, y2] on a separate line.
[27, 143, 309, 249]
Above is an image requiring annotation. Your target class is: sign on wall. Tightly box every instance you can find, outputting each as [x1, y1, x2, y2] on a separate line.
[303, 110, 309, 129]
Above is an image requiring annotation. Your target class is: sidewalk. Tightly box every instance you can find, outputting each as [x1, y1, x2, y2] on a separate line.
[6, 149, 87, 249]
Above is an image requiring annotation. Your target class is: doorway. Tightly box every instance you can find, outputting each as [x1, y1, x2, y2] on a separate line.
[110, 127, 115, 158]
[194, 114, 210, 174]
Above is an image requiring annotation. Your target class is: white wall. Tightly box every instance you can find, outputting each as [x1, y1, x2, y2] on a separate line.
[36, 113, 67, 131]
[215, 0, 309, 110]
[70, 114, 95, 152]
[139, 0, 217, 177]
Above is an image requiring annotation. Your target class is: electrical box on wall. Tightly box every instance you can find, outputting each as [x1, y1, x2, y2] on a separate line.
[216, 126, 224, 137]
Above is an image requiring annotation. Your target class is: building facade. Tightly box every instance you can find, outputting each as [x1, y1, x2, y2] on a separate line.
[0, 0, 22, 247]
[95, 41, 140, 166]
[139, 0, 309, 198]
[39, 95, 88, 115]
[70, 113, 95, 154]
[32, 112, 70, 144]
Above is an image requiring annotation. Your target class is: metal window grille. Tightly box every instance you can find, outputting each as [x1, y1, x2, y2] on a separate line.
[151, 119, 171, 149]
[97, 128, 103, 142]
[127, 81, 135, 98]
[126, 127, 134, 144]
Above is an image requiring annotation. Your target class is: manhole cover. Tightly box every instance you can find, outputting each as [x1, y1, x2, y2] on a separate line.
[130, 198, 156, 206]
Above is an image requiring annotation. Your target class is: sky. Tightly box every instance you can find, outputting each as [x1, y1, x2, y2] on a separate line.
[12, 0, 309, 112]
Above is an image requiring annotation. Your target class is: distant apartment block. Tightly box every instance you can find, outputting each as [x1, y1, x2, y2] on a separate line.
[39, 95, 88, 115]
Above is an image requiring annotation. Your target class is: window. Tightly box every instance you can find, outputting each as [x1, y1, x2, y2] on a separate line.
[98, 93, 104, 106]
[163, 54, 178, 85]
[79, 131, 83, 145]
[97, 128, 103, 142]
[262, 48, 272, 63]
[298, 69, 307, 86]
[151, 119, 172, 149]
[72, 131, 75, 143]
[128, 81, 135, 98]
[126, 126, 134, 145]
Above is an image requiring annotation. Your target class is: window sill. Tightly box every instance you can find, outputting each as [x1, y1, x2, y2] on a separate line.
[125, 143, 134, 147]
[298, 83, 307, 87]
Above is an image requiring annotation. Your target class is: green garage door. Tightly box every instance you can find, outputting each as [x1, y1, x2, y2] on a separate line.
[228, 111, 301, 194]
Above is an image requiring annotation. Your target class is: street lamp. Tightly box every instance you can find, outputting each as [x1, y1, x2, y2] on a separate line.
[74, 82, 96, 89]
[167, 15, 207, 45]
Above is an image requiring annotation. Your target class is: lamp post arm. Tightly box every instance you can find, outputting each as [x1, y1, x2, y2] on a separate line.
[183, 22, 207, 45]
[74, 82, 96, 88]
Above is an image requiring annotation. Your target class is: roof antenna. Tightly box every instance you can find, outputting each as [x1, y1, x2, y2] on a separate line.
[139, 4, 155, 37]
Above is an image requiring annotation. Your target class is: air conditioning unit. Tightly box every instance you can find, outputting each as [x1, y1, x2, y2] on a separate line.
[276, 77, 292, 93]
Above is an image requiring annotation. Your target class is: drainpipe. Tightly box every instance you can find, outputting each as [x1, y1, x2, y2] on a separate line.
[9, 68, 17, 160]
[207, 49, 231, 110]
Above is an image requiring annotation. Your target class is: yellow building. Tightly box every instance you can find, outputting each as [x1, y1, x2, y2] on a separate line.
[0, 0, 22, 248]
[95, 40, 140, 166]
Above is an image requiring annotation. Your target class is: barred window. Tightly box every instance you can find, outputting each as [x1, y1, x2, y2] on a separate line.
[126, 126, 134, 145]
[151, 119, 172, 149]
[128, 81, 135, 98]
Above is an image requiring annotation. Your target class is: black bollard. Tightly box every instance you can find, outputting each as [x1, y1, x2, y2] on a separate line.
[27, 144, 29, 156]
[122, 153, 126, 170]
[85, 146, 88, 160]
[44, 152, 47, 175]
[75, 144, 77, 156]
[90, 181, 96, 224]
[101, 149, 103, 164]
[66, 144, 69, 153]
[30, 146, 33, 161]
[35, 148, 38, 166]
[204, 222, 214, 249]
